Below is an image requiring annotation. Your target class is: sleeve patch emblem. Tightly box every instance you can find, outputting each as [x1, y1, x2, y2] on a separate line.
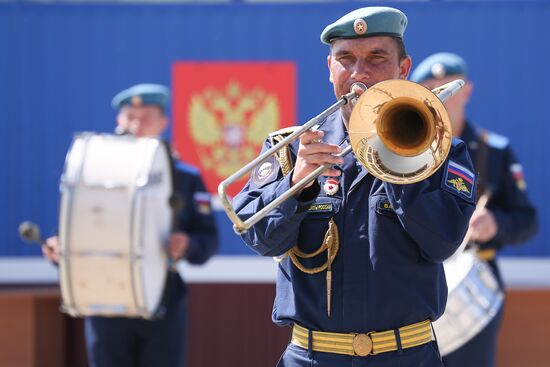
[251, 156, 280, 188]
[510, 163, 527, 191]
[193, 192, 212, 215]
[442, 160, 476, 201]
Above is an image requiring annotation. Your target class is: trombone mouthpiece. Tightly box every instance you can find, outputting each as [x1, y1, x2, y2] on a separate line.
[344, 82, 367, 105]
[350, 82, 367, 93]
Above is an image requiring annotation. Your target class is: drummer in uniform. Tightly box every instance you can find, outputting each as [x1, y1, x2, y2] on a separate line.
[233, 7, 476, 367]
[411, 53, 538, 367]
[42, 84, 219, 367]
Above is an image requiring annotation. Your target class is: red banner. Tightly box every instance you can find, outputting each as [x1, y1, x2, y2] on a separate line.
[172, 62, 296, 197]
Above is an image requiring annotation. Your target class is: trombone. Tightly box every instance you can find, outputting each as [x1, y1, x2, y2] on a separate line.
[218, 79, 465, 234]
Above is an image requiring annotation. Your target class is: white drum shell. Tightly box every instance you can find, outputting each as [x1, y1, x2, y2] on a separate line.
[58, 133, 171, 318]
[434, 250, 504, 356]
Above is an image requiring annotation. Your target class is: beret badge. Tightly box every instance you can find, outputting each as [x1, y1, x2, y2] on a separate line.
[353, 18, 367, 35]
[131, 95, 143, 107]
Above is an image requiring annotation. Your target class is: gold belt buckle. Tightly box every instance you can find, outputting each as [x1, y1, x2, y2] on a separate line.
[352, 333, 373, 357]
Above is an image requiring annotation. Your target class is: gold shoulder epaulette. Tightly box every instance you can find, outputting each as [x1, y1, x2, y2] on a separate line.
[268, 126, 300, 176]
[268, 126, 300, 138]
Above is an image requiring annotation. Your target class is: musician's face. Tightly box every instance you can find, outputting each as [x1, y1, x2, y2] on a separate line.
[328, 36, 411, 122]
[117, 105, 167, 137]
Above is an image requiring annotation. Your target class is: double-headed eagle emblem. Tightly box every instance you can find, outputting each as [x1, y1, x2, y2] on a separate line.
[189, 81, 280, 178]
[448, 177, 471, 194]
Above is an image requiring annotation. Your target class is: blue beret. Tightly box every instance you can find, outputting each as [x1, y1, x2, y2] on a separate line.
[111, 83, 170, 110]
[410, 52, 468, 83]
[321, 7, 407, 45]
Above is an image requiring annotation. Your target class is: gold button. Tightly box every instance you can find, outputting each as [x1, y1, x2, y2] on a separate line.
[352, 333, 373, 356]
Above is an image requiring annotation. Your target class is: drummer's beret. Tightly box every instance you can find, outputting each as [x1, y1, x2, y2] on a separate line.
[411, 52, 468, 83]
[111, 83, 170, 110]
[321, 7, 407, 45]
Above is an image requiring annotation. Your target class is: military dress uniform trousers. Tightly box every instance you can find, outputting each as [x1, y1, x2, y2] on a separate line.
[277, 340, 444, 367]
[85, 273, 187, 367]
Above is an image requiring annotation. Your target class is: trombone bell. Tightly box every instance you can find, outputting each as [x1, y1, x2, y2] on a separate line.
[348, 79, 453, 184]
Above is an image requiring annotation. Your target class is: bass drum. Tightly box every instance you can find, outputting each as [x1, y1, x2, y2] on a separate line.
[58, 133, 172, 319]
[433, 250, 504, 356]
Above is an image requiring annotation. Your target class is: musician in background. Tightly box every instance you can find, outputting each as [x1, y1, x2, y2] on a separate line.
[233, 7, 476, 366]
[411, 53, 538, 367]
[42, 83, 219, 367]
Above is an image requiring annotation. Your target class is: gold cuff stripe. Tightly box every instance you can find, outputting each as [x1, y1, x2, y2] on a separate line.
[291, 320, 432, 356]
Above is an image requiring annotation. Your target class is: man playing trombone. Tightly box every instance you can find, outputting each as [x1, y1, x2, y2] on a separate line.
[232, 7, 476, 366]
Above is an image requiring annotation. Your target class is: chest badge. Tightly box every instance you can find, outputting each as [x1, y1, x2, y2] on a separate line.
[323, 177, 340, 196]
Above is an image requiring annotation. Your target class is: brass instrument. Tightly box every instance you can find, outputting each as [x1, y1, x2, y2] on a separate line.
[218, 79, 464, 234]
[349, 79, 457, 184]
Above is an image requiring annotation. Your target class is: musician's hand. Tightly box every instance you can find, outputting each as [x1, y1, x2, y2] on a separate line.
[168, 232, 190, 261]
[42, 236, 60, 264]
[291, 130, 343, 189]
[468, 208, 498, 243]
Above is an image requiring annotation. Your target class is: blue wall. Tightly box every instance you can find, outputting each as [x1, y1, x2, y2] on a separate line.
[1, 1, 548, 257]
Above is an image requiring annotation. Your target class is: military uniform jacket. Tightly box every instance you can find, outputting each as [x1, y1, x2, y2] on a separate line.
[233, 110, 476, 334]
[163, 161, 219, 302]
[461, 122, 537, 279]
[172, 161, 219, 265]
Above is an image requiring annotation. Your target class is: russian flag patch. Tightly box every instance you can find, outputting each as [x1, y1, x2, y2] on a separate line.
[442, 160, 476, 202]
[510, 163, 527, 191]
[194, 192, 212, 215]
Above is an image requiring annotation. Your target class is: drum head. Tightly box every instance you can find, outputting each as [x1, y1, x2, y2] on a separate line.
[59, 133, 171, 318]
[135, 139, 171, 315]
[435, 249, 504, 356]
[443, 250, 475, 292]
